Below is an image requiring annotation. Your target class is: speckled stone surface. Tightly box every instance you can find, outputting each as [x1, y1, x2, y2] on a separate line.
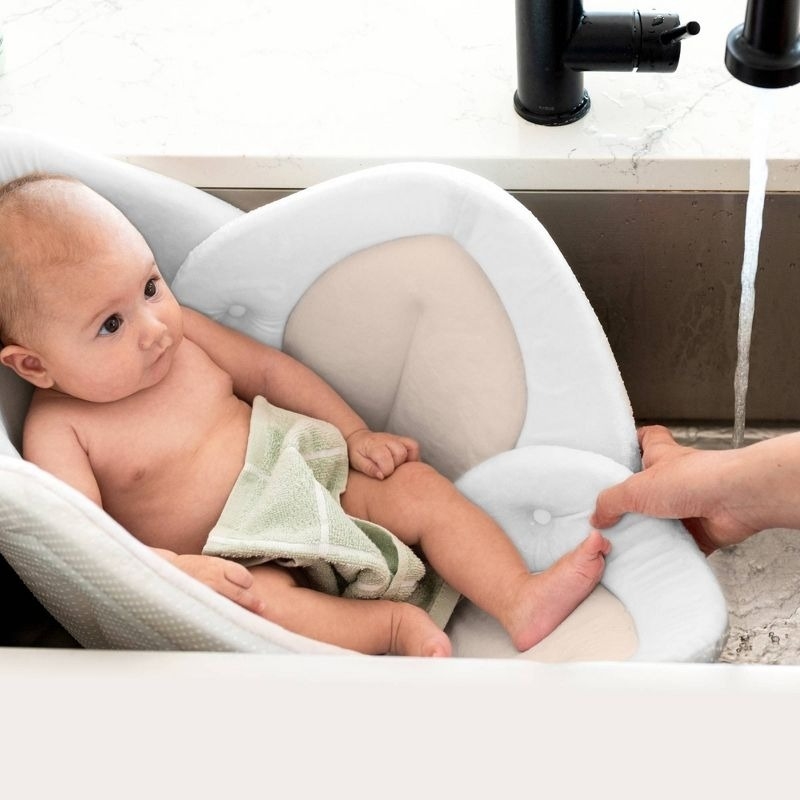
[670, 425, 800, 665]
[709, 529, 800, 664]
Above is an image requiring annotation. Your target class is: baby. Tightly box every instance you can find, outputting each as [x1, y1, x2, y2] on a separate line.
[0, 173, 611, 657]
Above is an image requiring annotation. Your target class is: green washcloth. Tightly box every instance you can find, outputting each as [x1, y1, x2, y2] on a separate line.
[203, 396, 459, 629]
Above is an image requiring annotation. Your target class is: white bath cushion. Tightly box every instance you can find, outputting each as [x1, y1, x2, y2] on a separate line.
[173, 162, 640, 473]
[0, 143, 727, 661]
[283, 234, 527, 481]
[455, 445, 729, 662]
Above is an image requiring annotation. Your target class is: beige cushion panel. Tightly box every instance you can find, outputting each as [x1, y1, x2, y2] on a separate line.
[285, 234, 638, 660]
[284, 234, 527, 481]
[448, 586, 637, 662]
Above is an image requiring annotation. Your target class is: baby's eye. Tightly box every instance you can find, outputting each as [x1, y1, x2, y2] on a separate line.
[99, 314, 123, 336]
[144, 278, 158, 298]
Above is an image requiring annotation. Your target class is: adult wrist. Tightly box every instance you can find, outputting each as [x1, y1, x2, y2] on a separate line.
[724, 435, 800, 532]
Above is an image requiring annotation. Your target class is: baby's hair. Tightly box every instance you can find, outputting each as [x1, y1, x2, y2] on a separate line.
[0, 170, 79, 204]
[0, 172, 81, 347]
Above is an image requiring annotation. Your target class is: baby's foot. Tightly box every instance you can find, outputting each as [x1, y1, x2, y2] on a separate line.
[504, 530, 611, 652]
[389, 603, 452, 657]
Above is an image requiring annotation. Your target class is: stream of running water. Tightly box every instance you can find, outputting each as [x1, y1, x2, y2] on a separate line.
[732, 90, 774, 449]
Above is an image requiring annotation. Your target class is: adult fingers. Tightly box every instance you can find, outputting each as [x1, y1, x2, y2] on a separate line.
[590, 472, 649, 529]
[637, 425, 684, 468]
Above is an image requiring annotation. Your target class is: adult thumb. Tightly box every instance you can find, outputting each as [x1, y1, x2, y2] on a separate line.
[591, 478, 640, 529]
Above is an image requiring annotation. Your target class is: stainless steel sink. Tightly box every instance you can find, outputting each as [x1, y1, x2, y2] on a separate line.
[517, 190, 800, 425]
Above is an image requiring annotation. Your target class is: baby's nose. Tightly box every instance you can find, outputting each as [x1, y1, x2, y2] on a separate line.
[139, 313, 169, 349]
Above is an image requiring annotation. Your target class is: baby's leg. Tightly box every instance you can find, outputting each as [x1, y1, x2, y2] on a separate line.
[341, 463, 611, 652]
[501, 529, 611, 651]
[248, 564, 451, 657]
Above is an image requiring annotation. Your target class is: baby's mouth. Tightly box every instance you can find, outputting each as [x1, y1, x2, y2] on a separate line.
[151, 339, 172, 368]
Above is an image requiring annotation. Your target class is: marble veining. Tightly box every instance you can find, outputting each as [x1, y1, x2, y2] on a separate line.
[1, 0, 798, 190]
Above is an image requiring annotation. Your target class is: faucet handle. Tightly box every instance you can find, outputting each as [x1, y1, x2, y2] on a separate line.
[660, 20, 701, 46]
[638, 12, 700, 73]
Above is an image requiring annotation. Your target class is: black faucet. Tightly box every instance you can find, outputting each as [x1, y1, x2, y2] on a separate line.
[725, 0, 800, 88]
[514, 0, 700, 125]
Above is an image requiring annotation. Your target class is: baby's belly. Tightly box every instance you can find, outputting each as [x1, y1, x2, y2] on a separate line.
[103, 411, 252, 554]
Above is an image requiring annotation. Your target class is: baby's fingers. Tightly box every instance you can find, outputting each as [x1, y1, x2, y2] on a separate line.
[369, 438, 417, 478]
[225, 583, 266, 615]
[396, 436, 420, 462]
[364, 446, 394, 480]
[218, 561, 264, 612]
[174, 554, 264, 614]
[222, 560, 254, 589]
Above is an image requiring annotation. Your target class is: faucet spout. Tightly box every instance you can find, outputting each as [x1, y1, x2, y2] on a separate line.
[514, 0, 700, 125]
[725, 0, 800, 88]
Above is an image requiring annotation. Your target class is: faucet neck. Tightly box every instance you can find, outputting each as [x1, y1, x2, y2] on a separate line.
[725, 0, 800, 88]
[743, 0, 799, 56]
[514, 0, 589, 125]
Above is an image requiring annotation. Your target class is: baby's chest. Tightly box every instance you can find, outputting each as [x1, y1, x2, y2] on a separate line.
[88, 352, 239, 489]
[88, 405, 204, 490]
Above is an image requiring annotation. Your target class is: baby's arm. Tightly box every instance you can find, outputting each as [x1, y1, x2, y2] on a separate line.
[23, 397, 104, 506]
[182, 306, 419, 478]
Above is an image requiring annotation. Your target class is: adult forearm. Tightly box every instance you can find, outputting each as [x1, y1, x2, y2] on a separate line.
[723, 432, 800, 533]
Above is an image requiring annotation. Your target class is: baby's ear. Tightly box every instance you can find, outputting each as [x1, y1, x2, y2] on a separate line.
[0, 345, 54, 388]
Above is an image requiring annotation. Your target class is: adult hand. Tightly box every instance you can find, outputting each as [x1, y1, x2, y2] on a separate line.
[591, 425, 758, 555]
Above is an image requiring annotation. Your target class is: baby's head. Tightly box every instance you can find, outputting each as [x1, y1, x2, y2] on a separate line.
[0, 173, 70, 348]
[0, 174, 183, 402]
[0, 173, 125, 343]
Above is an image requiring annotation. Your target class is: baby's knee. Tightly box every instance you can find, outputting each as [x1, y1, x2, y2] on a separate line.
[391, 460, 448, 494]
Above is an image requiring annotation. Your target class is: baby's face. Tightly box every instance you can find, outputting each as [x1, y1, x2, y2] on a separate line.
[26, 192, 184, 403]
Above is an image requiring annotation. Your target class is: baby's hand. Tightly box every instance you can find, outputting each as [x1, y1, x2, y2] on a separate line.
[345, 429, 420, 479]
[169, 553, 266, 615]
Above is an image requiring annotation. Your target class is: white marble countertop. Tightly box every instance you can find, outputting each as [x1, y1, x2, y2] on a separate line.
[1, 0, 799, 191]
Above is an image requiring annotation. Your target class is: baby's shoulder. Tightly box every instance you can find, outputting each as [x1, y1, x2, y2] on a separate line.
[21, 389, 93, 464]
[24, 389, 86, 437]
